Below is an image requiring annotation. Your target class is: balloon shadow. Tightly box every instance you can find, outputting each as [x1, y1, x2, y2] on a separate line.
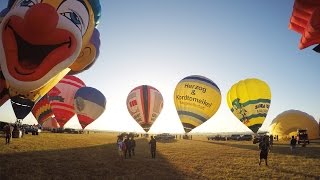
[199, 140, 320, 159]
[0, 138, 188, 179]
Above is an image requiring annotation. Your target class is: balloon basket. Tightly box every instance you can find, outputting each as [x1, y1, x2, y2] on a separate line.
[12, 129, 22, 138]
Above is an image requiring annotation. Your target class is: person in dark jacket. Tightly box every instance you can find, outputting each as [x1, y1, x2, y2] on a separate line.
[129, 136, 136, 156]
[149, 136, 157, 158]
[124, 136, 132, 158]
[258, 136, 270, 166]
[290, 136, 297, 152]
[4, 123, 13, 144]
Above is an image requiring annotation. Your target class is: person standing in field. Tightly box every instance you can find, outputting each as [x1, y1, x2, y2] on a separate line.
[124, 136, 132, 158]
[258, 135, 270, 166]
[129, 136, 136, 156]
[149, 136, 157, 159]
[117, 136, 125, 161]
[4, 123, 13, 144]
[290, 136, 297, 152]
[269, 135, 274, 150]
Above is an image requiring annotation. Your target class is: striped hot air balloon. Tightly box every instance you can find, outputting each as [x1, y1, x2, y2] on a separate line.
[47, 75, 85, 127]
[174, 75, 221, 133]
[126, 85, 163, 132]
[31, 94, 53, 125]
[226, 78, 271, 133]
[74, 87, 106, 129]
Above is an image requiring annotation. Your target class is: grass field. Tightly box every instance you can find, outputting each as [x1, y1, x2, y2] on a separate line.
[0, 132, 319, 179]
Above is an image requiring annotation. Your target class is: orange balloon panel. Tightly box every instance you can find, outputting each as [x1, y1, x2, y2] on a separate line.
[289, 0, 320, 50]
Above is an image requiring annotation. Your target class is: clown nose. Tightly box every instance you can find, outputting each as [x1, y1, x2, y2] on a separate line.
[24, 3, 58, 35]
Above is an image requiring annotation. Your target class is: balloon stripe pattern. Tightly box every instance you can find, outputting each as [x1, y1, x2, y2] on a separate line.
[127, 85, 163, 132]
[32, 94, 53, 125]
[227, 78, 271, 133]
[174, 75, 221, 133]
[48, 75, 85, 127]
[74, 87, 106, 129]
[42, 117, 60, 129]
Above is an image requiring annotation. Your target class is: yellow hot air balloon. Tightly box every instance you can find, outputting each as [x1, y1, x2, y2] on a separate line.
[269, 110, 319, 140]
[174, 75, 221, 133]
[226, 78, 271, 133]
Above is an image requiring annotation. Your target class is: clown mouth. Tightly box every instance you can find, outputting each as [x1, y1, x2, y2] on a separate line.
[5, 22, 72, 75]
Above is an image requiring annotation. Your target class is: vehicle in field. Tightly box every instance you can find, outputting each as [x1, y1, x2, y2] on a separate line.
[23, 125, 41, 135]
[207, 135, 226, 141]
[64, 128, 83, 134]
[240, 134, 253, 141]
[154, 133, 175, 140]
[227, 134, 241, 141]
[297, 129, 309, 144]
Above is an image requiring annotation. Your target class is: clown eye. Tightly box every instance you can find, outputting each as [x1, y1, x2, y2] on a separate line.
[13, 0, 39, 8]
[57, 1, 89, 36]
[61, 11, 83, 32]
[19, 0, 38, 7]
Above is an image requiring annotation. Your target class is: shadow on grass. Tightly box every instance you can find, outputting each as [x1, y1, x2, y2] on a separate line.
[0, 138, 187, 179]
[199, 140, 320, 159]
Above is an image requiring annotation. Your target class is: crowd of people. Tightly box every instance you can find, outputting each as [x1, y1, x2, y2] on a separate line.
[116, 134, 158, 160]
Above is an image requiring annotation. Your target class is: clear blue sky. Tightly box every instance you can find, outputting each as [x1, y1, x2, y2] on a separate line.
[0, 1, 319, 133]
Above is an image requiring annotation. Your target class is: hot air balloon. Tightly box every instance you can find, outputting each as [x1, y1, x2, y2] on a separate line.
[74, 87, 106, 129]
[269, 110, 319, 140]
[10, 95, 34, 120]
[126, 85, 163, 132]
[226, 78, 271, 133]
[289, 0, 320, 52]
[174, 75, 221, 133]
[48, 75, 85, 127]
[42, 117, 60, 129]
[0, 71, 9, 106]
[31, 94, 53, 125]
[0, 0, 101, 112]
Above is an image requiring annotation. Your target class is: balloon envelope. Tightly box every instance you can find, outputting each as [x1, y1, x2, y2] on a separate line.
[48, 75, 85, 127]
[74, 87, 106, 129]
[269, 110, 319, 140]
[42, 117, 60, 129]
[32, 94, 53, 125]
[289, 0, 320, 51]
[10, 95, 34, 120]
[226, 78, 271, 133]
[174, 75, 221, 133]
[126, 85, 163, 132]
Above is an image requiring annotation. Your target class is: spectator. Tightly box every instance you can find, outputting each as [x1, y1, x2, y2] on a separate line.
[149, 136, 157, 159]
[124, 136, 132, 158]
[290, 136, 297, 152]
[4, 123, 13, 144]
[258, 135, 270, 166]
[130, 136, 136, 156]
[116, 136, 125, 161]
[269, 135, 273, 149]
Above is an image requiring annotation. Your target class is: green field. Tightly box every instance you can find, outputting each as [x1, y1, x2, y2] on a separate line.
[0, 132, 319, 179]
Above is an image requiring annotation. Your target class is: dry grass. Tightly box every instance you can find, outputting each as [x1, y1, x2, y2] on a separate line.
[0, 132, 319, 179]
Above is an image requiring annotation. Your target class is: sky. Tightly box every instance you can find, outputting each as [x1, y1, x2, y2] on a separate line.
[0, 0, 320, 134]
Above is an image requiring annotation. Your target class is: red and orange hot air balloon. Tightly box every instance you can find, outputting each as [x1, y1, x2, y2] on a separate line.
[289, 0, 320, 52]
[47, 75, 85, 127]
[32, 94, 53, 125]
